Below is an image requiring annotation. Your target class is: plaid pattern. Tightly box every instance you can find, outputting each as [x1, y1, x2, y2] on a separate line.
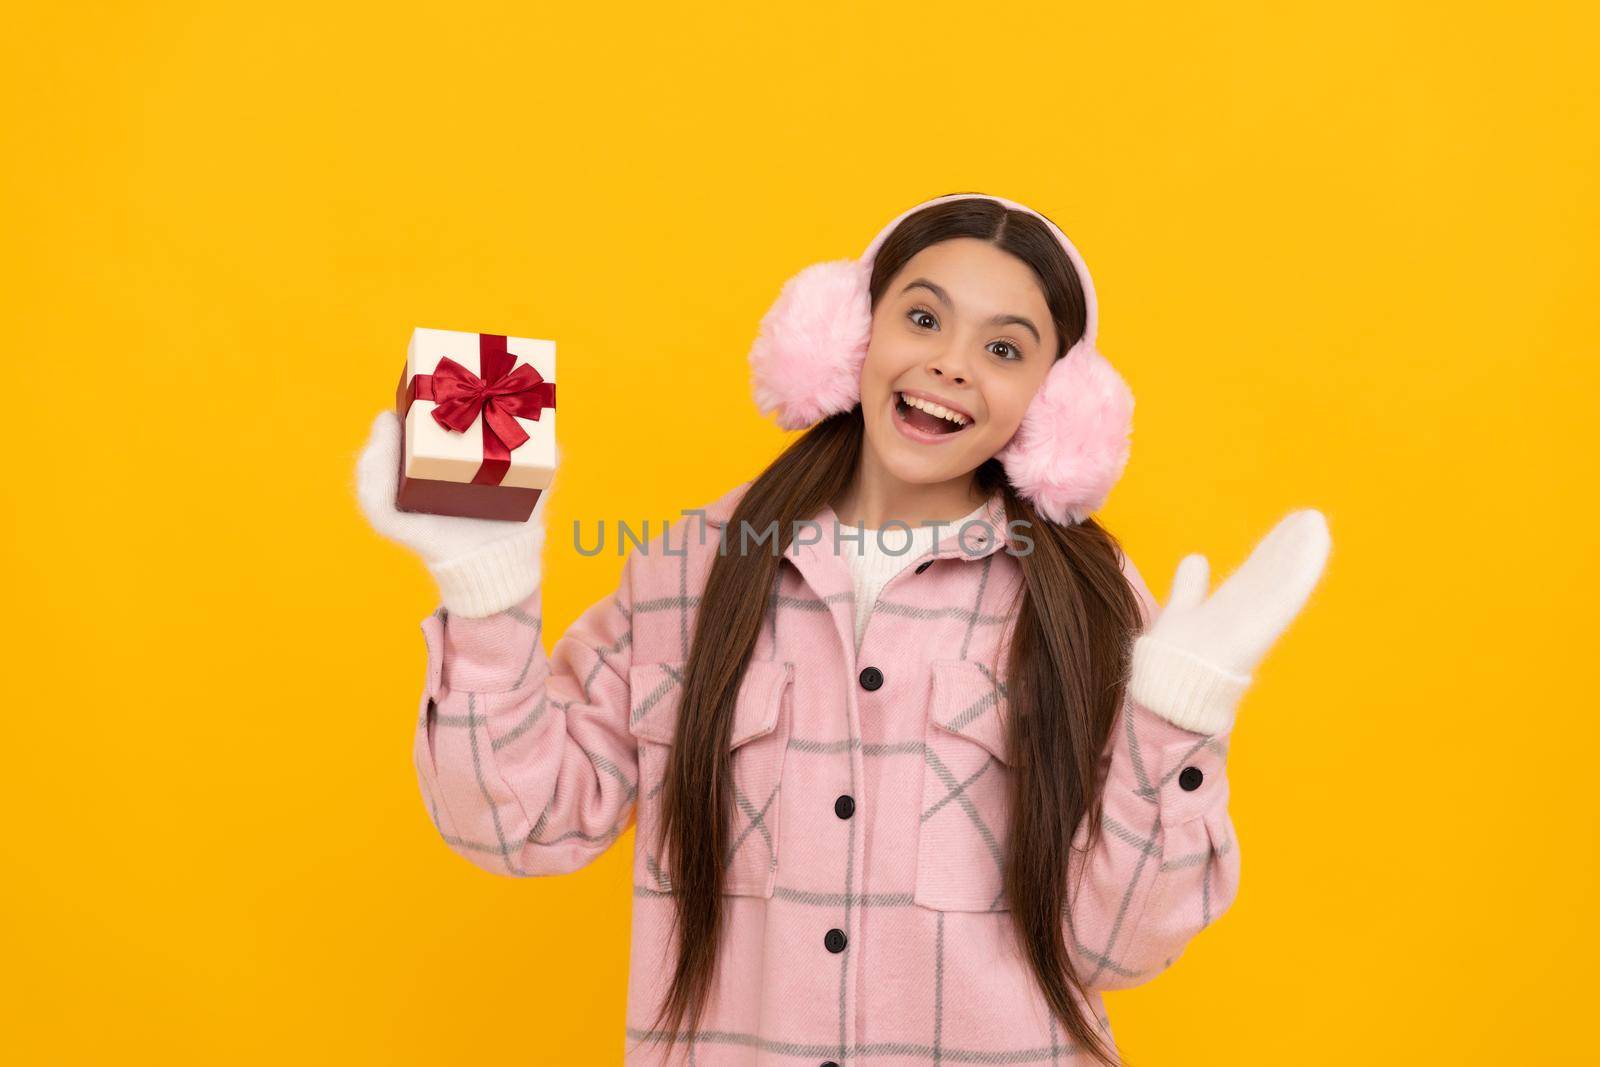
[412, 481, 1240, 1065]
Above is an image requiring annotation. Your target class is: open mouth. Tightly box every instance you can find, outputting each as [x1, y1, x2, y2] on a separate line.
[893, 390, 974, 438]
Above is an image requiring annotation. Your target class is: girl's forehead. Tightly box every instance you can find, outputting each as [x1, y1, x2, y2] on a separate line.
[898, 239, 1045, 287]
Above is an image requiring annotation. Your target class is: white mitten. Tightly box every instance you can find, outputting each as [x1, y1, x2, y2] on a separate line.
[1129, 509, 1331, 735]
[353, 409, 558, 618]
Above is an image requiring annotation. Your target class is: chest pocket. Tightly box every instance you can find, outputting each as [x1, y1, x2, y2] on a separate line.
[627, 659, 795, 898]
[915, 659, 1014, 913]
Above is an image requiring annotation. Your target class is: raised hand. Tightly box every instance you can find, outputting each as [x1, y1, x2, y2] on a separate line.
[1128, 509, 1332, 734]
[353, 409, 557, 617]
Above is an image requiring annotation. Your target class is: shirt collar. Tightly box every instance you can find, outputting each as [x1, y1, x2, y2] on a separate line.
[695, 480, 1014, 562]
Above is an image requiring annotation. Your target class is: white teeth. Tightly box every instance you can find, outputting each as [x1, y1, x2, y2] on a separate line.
[899, 392, 969, 427]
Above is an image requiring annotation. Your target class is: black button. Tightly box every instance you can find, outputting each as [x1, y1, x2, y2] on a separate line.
[834, 794, 855, 819]
[858, 666, 883, 691]
[914, 560, 932, 574]
[1179, 766, 1204, 791]
[822, 1062, 841, 1067]
[824, 927, 847, 953]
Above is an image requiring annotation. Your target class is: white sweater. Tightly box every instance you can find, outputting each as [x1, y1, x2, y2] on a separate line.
[840, 503, 990, 653]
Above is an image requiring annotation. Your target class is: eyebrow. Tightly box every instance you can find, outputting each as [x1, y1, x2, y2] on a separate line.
[900, 278, 1042, 345]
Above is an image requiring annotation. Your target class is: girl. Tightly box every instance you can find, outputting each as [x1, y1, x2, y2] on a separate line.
[355, 192, 1331, 1066]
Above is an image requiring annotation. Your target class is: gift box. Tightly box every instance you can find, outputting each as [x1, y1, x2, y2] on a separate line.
[394, 327, 557, 521]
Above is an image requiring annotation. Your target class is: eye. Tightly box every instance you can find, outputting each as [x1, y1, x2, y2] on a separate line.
[906, 305, 938, 330]
[989, 340, 1023, 361]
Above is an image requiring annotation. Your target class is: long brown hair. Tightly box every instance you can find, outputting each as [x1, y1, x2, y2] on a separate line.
[641, 195, 1144, 1066]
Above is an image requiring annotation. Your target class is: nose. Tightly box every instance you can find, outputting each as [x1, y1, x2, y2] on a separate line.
[926, 348, 970, 387]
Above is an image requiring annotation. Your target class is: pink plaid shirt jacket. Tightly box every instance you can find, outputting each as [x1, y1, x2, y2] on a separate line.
[411, 480, 1241, 1065]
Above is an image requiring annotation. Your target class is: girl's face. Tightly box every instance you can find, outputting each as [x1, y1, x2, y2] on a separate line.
[859, 238, 1060, 487]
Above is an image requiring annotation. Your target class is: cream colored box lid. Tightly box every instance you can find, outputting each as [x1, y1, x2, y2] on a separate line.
[401, 327, 556, 491]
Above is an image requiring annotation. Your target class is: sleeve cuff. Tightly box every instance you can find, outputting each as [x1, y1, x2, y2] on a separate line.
[1128, 634, 1251, 736]
[425, 522, 546, 619]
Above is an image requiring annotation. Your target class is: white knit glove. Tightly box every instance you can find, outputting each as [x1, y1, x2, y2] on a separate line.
[353, 409, 557, 618]
[1129, 509, 1331, 735]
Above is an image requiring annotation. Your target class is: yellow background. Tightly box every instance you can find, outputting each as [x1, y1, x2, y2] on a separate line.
[3, 2, 1595, 1063]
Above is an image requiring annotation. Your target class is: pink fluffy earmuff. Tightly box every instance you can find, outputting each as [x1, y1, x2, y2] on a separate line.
[747, 192, 1134, 525]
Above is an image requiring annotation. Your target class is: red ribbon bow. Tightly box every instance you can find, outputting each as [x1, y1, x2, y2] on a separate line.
[406, 334, 556, 486]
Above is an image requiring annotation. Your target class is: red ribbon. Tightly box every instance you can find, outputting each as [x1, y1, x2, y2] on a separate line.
[406, 334, 556, 486]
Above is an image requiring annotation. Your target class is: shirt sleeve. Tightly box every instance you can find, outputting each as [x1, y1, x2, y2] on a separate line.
[1063, 552, 1242, 991]
[410, 552, 639, 878]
